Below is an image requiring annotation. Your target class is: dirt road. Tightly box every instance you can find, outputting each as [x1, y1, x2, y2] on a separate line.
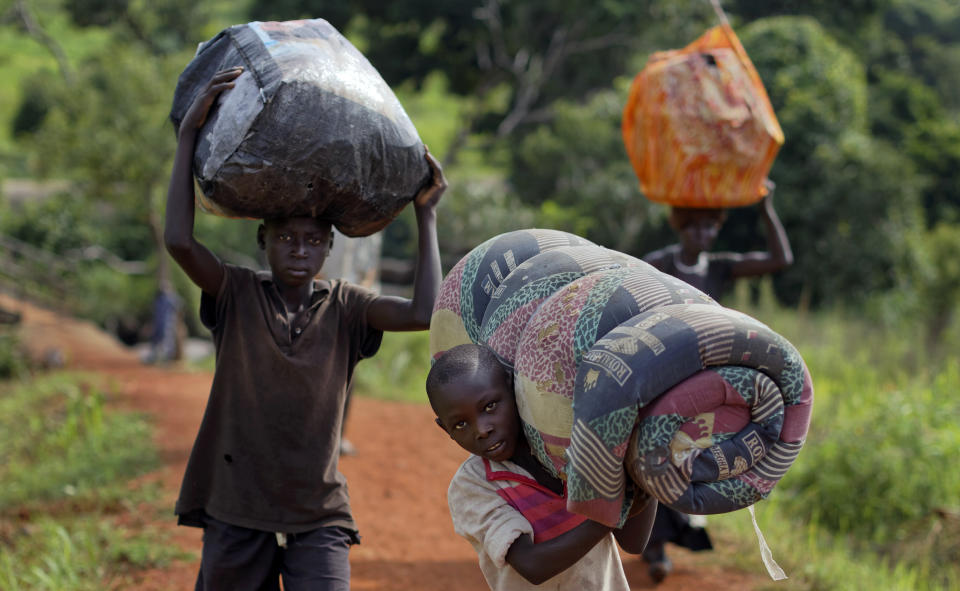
[2, 292, 766, 590]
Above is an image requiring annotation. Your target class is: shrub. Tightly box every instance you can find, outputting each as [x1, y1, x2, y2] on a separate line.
[0, 330, 29, 379]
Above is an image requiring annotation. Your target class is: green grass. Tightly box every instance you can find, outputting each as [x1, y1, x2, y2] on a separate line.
[354, 329, 433, 403]
[0, 372, 188, 589]
[0, 513, 185, 591]
[710, 284, 960, 590]
[0, 373, 158, 507]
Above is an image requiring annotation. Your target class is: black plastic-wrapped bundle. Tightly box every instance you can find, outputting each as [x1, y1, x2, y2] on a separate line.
[170, 19, 430, 236]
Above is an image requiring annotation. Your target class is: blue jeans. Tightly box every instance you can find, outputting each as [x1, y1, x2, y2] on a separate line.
[195, 515, 356, 591]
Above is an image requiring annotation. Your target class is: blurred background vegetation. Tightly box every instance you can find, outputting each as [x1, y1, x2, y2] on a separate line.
[1, 0, 958, 346]
[0, 0, 958, 588]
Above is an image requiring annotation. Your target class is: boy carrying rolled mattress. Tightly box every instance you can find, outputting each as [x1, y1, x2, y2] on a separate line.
[427, 344, 657, 589]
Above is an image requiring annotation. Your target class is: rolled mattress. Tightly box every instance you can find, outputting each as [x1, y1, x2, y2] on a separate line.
[428, 230, 813, 527]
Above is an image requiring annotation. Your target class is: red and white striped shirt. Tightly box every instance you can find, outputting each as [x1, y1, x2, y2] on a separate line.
[447, 454, 629, 590]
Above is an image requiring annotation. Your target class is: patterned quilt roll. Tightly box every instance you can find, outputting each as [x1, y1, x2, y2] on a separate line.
[566, 304, 814, 526]
[429, 229, 592, 360]
[429, 228, 813, 529]
[481, 245, 643, 370]
[512, 266, 717, 480]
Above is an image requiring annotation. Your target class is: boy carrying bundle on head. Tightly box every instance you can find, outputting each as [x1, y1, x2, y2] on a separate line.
[427, 343, 657, 590]
[165, 67, 446, 590]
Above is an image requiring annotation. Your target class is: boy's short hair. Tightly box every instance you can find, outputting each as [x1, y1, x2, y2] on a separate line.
[668, 207, 727, 231]
[426, 344, 508, 411]
[261, 216, 333, 230]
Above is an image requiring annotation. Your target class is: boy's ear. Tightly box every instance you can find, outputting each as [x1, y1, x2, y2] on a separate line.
[256, 224, 266, 250]
[434, 417, 449, 435]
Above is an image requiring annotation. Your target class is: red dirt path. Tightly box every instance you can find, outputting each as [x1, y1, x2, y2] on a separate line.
[2, 293, 768, 590]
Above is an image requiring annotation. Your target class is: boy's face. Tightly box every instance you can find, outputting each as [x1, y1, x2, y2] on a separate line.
[677, 216, 721, 255]
[258, 217, 333, 287]
[433, 365, 520, 463]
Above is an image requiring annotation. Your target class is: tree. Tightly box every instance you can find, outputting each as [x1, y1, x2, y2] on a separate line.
[247, 0, 717, 165]
[6, 2, 271, 334]
[30, 47, 177, 229]
[895, 223, 960, 348]
[869, 70, 960, 225]
[726, 0, 895, 40]
[5, 0, 76, 83]
[730, 16, 924, 307]
[59, 0, 212, 54]
[869, 0, 960, 111]
[507, 84, 662, 255]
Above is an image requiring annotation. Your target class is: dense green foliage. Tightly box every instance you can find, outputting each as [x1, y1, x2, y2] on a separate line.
[510, 84, 663, 254]
[734, 16, 948, 308]
[0, 3, 958, 585]
[2, 0, 958, 338]
[0, 330, 29, 379]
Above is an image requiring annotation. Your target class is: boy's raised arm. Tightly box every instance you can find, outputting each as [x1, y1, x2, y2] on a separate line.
[366, 150, 446, 331]
[164, 68, 243, 296]
[726, 183, 794, 279]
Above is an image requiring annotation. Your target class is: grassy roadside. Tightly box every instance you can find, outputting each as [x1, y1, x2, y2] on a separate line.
[0, 371, 188, 590]
[702, 287, 960, 591]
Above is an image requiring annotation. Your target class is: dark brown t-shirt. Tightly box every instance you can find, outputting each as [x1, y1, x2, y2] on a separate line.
[175, 264, 382, 534]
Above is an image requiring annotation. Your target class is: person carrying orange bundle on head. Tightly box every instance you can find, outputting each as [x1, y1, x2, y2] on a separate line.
[640, 179, 792, 583]
[623, 9, 793, 582]
[644, 179, 793, 303]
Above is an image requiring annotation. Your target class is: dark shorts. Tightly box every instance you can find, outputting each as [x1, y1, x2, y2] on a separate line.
[195, 515, 357, 591]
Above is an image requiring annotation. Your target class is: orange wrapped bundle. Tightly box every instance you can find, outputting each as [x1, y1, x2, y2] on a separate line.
[622, 24, 783, 208]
